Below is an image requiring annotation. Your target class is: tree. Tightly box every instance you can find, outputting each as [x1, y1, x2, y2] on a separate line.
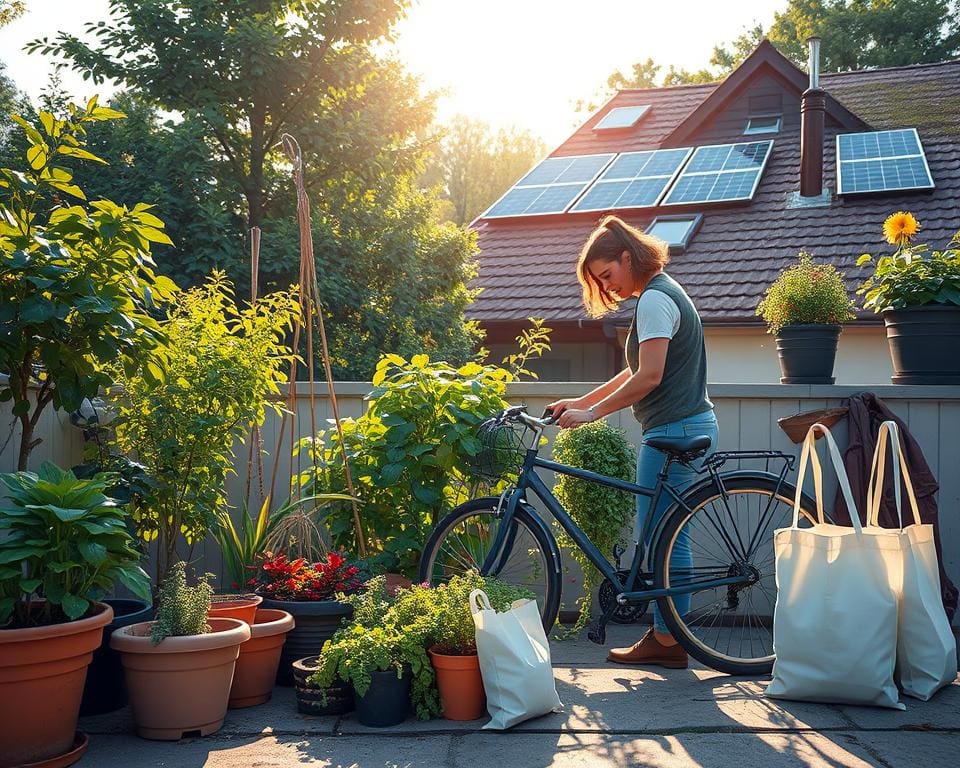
[0, 1, 24, 27]
[423, 116, 547, 226]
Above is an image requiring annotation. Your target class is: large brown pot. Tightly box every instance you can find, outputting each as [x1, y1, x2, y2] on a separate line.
[0, 602, 114, 768]
[428, 646, 486, 721]
[110, 617, 251, 740]
[228, 608, 295, 709]
[208, 593, 263, 627]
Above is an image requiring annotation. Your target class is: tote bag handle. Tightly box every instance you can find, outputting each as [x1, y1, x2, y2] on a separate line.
[793, 422, 862, 532]
[866, 420, 922, 529]
[470, 589, 493, 615]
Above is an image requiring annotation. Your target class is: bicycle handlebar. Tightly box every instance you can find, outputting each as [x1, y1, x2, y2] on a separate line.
[501, 405, 556, 428]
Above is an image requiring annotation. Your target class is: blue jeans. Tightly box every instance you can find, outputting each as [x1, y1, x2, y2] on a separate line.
[635, 410, 719, 634]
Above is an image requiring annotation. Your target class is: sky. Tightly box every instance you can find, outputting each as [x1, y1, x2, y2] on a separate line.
[0, 0, 789, 147]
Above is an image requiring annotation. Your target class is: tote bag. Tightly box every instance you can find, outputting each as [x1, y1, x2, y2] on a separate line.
[866, 421, 957, 700]
[766, 423, 905, 709]
[469, 589, 562, 730]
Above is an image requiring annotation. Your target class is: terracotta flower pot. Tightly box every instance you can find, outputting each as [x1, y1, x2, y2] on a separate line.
[259, 597, 353, 685]
[228, 608, 295, 709]
[428, 646, 486, 721]
[110, 617, 251, 740]
[208, 593, 263, 627]
[0, 602, 113, 768]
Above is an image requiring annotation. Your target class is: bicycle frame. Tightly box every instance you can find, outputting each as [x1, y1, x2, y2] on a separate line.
[481, 441, 795, 606]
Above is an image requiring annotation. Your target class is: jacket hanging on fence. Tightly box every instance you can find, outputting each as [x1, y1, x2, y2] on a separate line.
[832, 391, 958, 623]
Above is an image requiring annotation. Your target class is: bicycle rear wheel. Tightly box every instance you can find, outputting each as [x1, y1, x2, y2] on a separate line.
[653, 474, 818, 675]
[418, 497, 562, 632]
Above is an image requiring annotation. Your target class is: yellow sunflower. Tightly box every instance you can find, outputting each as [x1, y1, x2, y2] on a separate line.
[883, 211, 920, 247]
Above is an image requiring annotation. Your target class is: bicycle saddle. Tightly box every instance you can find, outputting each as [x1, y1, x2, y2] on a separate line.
[642, 434, 712, 458]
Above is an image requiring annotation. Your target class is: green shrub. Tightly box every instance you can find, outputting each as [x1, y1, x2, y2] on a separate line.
[552, 421, 636, 636]
[150, 561, 214, 645]
[756, 251, 855, 334]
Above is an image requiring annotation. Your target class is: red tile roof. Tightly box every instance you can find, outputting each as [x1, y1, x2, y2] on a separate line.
[470, 47, 960, 326]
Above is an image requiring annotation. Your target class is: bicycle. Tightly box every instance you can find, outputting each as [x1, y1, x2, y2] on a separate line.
[419, 405, 819, 675]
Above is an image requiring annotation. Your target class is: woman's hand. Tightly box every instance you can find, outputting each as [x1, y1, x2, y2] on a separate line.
[557, 408, 597, 429]
[545, 397, 583, 419]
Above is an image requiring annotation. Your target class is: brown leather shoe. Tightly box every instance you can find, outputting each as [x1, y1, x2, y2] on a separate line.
[607, 629, 688, 668]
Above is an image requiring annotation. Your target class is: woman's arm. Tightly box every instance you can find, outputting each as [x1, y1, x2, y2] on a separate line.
[556, 339, 668, 428]
[546, 367, 631, 417]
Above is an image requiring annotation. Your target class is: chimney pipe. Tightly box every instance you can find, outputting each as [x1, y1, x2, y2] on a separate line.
[800, 36, 825, 198]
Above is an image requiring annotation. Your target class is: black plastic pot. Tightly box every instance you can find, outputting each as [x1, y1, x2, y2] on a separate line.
[292, 655, 355, 716]
[78, 598, 152, 716]
[259, 598, 353, 686]
[354, 667, 411, 728]
[775, 324, 841, 384]
[884, 305, 960, 384]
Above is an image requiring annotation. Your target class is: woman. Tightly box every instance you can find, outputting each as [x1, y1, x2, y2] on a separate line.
[547, 215, 717, 670]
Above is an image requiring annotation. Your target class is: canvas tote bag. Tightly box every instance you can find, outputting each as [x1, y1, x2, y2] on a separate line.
[766, 423, 905, 709]
[866, 420, 957, 700]
[469, 589, 562, 729]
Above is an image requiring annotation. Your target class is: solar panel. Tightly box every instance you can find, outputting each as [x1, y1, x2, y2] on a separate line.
[661, 140, 773, 206]
[836, 129, 934, 195]
[482, 154, 615, 218]
[570, 148, 691, 212]
[594, 105, 650, 131]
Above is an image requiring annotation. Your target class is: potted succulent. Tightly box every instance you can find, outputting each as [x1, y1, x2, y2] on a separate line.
[756, 251, 856, 384]
[248, 550, 364, 685]
[857, 212, 960, 384]
[0, 463, 151, 768]
[110, 563, 251, 740]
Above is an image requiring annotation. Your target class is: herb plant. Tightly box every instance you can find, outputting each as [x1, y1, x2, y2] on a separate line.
[756, 251, 856, 334]
[0, 462, 151, 628]
[149, 561, 213, 645]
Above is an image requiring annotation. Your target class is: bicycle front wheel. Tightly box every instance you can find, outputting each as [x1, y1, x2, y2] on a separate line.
[418, 497, 562, 632]
[653, 474, 818, 675]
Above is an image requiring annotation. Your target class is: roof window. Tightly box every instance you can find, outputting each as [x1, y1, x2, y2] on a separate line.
[594, 105, 650, 131]
[744, 114, 781, 135]
[646, 214, 703, 253]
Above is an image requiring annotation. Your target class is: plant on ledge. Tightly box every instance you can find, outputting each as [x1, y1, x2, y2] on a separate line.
[756, 251, 855, 334]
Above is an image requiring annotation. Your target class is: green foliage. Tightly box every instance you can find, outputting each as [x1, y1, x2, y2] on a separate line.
[0, 462, 152, 628]
[756, 252, 856, 334]
[0, 100, 178, 470]
[308, 573, 530, 719]
[0, 1, 24, 27]
[552, 422, 636, 637]
[500, 318, 553, 381]
[150, 561, 213, 645]
[108, 273, 299, 584]
[857, 233, 960, 312]
[297, 354, 513, 576]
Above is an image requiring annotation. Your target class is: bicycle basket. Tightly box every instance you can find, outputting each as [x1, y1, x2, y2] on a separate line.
[467, 416, 534, 481]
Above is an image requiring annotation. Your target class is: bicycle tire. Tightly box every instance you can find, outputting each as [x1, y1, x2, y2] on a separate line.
[653, 474, 818, 676]
[418, 496, 563, 633]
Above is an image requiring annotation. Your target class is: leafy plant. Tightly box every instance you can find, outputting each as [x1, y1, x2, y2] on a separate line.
[0, 462, 152, 628]
[552, 421, 636, 637]
[108, 272, 299, 585]
[756, 251, 856, 334]
[246, 551, 363, 601]
[150, 561, 213, 645]
[0, 100, 178, 471]
[297, 353, 514, 576]
[500, 317, 553, 380]
[857, 212, 960, 312]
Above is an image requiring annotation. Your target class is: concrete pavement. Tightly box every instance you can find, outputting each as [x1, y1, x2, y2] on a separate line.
[76, 624, 960, 767]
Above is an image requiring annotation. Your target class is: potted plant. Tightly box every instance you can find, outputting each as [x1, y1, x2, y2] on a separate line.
[110, 562, 250, 740]
[422, 573, 536, 721]
[228, 607, 295, 709]
[756, 251, 856, 384]
[0, 463, 151, 768]
[857, 212, 960, 384]
[247, 550, 364, 685]
[551, 421, 636, 636]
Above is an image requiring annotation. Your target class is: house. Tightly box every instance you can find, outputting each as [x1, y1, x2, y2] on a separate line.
[469, 40, 960, 384]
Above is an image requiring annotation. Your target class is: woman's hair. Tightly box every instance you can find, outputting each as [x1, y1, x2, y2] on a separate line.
[576, 215, 670, 317]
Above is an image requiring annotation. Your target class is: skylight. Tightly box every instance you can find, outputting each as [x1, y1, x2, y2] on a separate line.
[660, 140, 773, 206]
[836, 129, 934, 195]
[569, 148, 691, 213]
[594, 105, 651, 131]
[646, 215, 703, 252]
[744, 115, 781, 135]
[482, 154, 615, 218]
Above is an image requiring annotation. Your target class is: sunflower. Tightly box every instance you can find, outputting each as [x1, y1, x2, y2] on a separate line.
[883, 211, 920, 247]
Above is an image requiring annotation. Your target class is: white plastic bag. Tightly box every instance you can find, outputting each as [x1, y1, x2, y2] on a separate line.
[866, 421, 957, 700]
[766, 423, 905, 709]
[469, 589, 562, 729]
